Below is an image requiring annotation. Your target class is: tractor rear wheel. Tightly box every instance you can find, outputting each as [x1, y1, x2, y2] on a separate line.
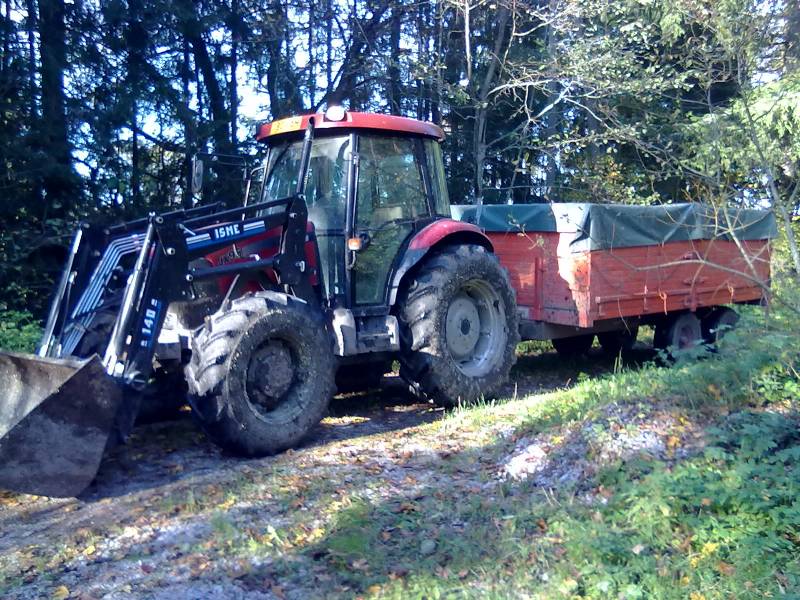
[398, 244, 519, 407]
[185, 291, 335, 456]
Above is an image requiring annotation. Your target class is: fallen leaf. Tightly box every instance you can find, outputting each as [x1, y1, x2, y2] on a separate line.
[716, 561, 735, 576]
[398, 502, 418, 513]
[52, 586, 70, 600]
[388, 566, 409, 579]
[351, 558, 369, 571]
[380, 530, 392, 542]
[83, 544, 96, 556]
[632, 544, 645, 555]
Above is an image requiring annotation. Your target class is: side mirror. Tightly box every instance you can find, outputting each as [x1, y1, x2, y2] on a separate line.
[191, 157, 204, 195]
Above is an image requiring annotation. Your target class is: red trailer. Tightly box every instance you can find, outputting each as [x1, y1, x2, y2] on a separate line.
[453, 203, 775, 354]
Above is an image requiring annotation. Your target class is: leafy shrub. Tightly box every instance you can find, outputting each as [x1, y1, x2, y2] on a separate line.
[0, 310, 42, 353]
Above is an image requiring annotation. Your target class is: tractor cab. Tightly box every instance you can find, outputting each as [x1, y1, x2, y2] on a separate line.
[252, 109, 451, 309]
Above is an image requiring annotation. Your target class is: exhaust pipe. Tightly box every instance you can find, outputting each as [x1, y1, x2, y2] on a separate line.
[0, 352, 122, 497]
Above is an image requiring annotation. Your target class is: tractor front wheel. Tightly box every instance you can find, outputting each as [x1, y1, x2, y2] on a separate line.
[398, 244, 519, 407]
[185, 292, 335, 456]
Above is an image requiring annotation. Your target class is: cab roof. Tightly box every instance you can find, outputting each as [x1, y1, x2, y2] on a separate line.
[255, 110, 445, 143]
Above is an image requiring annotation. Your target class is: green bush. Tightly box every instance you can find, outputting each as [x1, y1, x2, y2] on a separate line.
[0, 310, 42, 353]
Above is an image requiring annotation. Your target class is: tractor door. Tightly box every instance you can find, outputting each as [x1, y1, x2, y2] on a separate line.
[351, 135, 432, 305]
[259, 134, 352, 303]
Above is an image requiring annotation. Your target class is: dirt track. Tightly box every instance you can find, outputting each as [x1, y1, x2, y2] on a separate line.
[0, 349, 647, 599]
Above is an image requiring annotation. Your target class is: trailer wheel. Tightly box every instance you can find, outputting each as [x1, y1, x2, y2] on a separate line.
[597, 326, 639, 356]
[654, 312, 702, 356]
[398, 244, 519, 407]
[702, 307, 739, 345]
[186, 292, 335, 456]
[551, 334, 595, 358]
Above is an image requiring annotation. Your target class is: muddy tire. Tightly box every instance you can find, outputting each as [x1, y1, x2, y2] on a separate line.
[398, 244, 519, 407]
[552, 334, 595, 358]
[185, 291, 335, 456]
[597, 326, 639, 356]
[702, 307, 739, 345]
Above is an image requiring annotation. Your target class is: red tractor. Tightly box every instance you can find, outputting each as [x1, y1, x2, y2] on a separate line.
[0, 109, 520, 497]
[0, 108, 774, 498]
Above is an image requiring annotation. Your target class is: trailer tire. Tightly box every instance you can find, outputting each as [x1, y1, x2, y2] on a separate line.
[552, 334, 595, 358]
[654, 312, 702, 357]
[702, 307, 739, 345]
[398, 244, 519, 407]
[185, 292, 335, 457]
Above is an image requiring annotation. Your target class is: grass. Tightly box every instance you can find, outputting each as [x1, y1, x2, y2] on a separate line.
[262, 306, 800, 599]
[1, 300, 799, 598]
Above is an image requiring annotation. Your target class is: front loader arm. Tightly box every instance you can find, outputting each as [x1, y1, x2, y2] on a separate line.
[104, 195, 316, 388]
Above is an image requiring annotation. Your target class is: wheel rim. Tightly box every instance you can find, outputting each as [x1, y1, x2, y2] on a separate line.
[677, 324, 696, 349]
[444, 279, 507, 378]
[245, 339, 298, 415]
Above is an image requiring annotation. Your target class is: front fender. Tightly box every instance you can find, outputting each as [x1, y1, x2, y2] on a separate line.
[388, 219, 493, 306]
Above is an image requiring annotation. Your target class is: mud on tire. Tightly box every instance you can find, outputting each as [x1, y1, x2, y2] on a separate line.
[398, 244, 519, 406]
[185, 291, 335, 456]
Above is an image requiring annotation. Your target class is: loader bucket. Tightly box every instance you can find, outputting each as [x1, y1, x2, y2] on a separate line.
[0, 352, 122, 497]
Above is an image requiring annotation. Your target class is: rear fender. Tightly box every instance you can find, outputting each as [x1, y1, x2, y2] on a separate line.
[388, 219, 493, 306]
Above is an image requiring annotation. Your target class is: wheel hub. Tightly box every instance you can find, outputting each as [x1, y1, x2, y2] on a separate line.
[445, 295, 481, 358]
[247, 341, 295, 411]
[442, 280, 508, 378]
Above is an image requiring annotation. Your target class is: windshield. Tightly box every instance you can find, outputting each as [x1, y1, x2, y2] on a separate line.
[260, 135, 351, 215]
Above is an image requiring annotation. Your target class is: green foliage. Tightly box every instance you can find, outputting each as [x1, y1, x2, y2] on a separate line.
[0, 310, 42, 353]
[542, 409, 800, 599]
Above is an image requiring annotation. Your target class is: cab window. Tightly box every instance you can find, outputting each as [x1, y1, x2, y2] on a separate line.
[353, 135, 430, 304]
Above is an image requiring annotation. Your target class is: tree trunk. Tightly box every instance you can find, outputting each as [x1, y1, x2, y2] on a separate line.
[230, 0, 240, 146]
[38, 0, 76, 217]
[307, 0, 314, 109]
[177, 0, 232, 156]
[473, 7, 510, 204]
[131, 104, 141, 208]
[182, 39, 194, 209]
[25, 0, 37, 118]
[387, 7, 401, 114]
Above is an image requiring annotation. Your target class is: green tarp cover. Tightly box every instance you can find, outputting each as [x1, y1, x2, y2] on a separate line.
[450, 203, 777, 252]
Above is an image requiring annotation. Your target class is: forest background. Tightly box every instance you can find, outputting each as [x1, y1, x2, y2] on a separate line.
[0, 0, 798, 324]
